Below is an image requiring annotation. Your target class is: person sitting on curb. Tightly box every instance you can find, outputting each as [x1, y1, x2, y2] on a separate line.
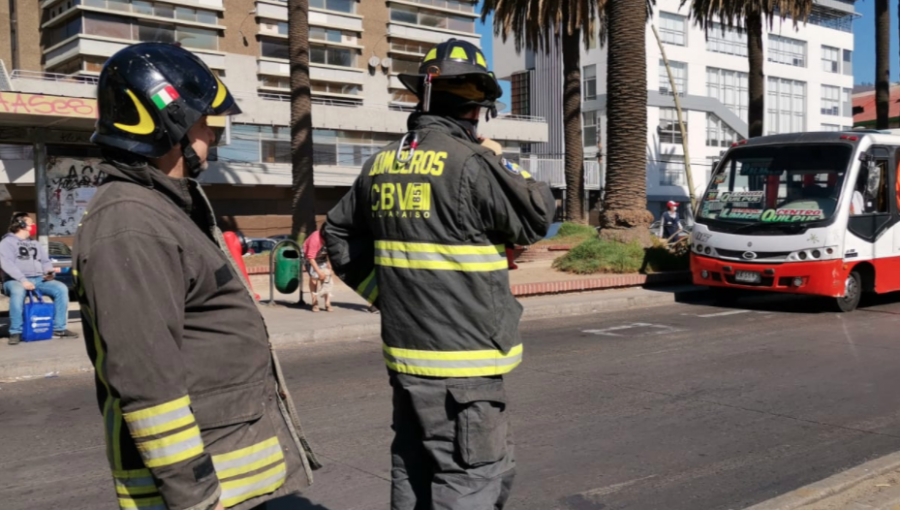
[0, 213, 78, 345]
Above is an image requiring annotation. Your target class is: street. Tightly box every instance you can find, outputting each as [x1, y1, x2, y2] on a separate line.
[5, 292, 900, 509]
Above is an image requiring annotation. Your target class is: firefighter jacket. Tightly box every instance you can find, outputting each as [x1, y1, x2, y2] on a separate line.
[73, 161, 318, 510]
[325, 114, 556, 377]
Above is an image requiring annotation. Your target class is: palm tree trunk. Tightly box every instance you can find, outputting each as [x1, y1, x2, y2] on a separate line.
[601, 0, 653, 243]
[288, 0, 317, 237]
[562, 26, 585, 224]
[876, 0, 890, 129]
[746, 11, 764, 138]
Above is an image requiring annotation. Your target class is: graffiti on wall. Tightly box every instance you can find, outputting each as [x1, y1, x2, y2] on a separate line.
[0, 92, 97, 118]
[46, 158, 104, 236]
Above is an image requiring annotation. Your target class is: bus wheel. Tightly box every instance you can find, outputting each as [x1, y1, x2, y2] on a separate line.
[834, 271, 862, 313]
[711, 287, 739, 306]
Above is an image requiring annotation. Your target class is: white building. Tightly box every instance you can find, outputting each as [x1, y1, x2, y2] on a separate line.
[494, 0, 857, 218]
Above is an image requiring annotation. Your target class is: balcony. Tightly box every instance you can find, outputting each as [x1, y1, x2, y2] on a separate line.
[520, 158, 603, 190]
[256, 0, 362, 31]
[45, 36, 225, 70]
[386, 22, 479, 46]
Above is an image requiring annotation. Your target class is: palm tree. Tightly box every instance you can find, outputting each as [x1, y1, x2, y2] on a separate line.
[682, 0, 813, 138]
[482, 0, 598, 224]
[601, 0, 656, 241]
[876, 0, 889, 129]
[288, 0, 317, 237]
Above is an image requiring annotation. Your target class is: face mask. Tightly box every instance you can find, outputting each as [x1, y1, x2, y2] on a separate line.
[28, 224, 37, 237]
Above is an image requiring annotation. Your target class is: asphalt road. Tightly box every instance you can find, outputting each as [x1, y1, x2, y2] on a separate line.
[7, 292, 900, 509]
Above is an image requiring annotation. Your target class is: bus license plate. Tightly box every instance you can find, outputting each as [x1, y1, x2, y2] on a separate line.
[735, 271, 761, 284]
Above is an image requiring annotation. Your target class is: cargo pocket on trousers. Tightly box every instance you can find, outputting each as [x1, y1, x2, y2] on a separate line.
[448, 380, 508, 468]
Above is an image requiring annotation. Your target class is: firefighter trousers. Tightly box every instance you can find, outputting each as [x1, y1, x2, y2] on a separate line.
[389, 371, 516, 510]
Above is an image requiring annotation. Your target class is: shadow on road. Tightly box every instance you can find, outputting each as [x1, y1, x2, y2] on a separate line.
[265, 494, 335, 510]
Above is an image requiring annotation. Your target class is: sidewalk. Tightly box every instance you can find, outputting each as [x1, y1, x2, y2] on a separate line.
[0, 278, 703, 382]
[747, 450, 900, 510]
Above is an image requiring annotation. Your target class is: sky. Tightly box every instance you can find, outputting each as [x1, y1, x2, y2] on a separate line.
[475, 1, 512, 111]
[853, 0, 896, 84]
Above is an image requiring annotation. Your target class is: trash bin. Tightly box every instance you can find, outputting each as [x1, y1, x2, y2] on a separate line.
[274, 245, 301, 294]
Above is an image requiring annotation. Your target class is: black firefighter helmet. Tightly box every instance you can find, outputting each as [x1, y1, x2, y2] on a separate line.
[398, 39, 502, 116]
[92, 43, 241, 159]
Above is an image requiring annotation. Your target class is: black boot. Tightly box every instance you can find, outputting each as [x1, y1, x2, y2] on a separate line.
[8, 334, 20, 345]
[54, 330, 79, 339]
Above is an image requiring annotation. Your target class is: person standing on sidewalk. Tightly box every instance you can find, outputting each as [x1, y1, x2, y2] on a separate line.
[75, 43, 318, 510]
[0, 212, 77, 345]
[325, 39, 555, 510]
[302, 229, 333, 312]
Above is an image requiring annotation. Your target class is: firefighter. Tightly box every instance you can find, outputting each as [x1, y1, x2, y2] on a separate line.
[75, 43, 318, 510]
[324, 39, 556, 509]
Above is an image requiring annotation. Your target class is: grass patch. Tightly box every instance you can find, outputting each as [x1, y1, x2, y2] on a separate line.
[537, 222, 597, 246]
[553, 237, 690, 275]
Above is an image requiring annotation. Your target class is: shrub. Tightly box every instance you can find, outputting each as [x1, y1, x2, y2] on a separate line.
[553, 238, 645, 274]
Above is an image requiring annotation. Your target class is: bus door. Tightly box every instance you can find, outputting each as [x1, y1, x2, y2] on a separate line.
[848, 147, 895, 285]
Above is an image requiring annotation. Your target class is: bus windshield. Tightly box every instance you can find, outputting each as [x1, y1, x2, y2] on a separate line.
[699, 144, 853, 226]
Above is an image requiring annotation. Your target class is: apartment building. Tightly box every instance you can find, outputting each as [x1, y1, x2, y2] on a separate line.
[0, 0, 549, 236]
[494, 0, 857, 219]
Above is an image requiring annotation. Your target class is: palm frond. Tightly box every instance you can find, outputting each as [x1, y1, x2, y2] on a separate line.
[679, 0, 814, 34]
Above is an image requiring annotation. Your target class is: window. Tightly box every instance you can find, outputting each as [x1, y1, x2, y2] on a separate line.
[391, 90, 418, 104]
[260, 21, 288, 35]
[659, 12, 686, 46]
[400, 0, 475, 12]
[843, 49, 853, 76]
[391, 55, 420, 74]
[768, 34, 806, 67]
[262, 139, 291, 163]
[46, 15, 83, 46]
[390, 39, 432, 55]
[311, 81, 360, 96]
[706, 113, 742, 147]
[390, 5, 474, 33]
[261, 39, 289, 59]
[511, 71, 531, 115]
[707, 22, 747, 57]
[658, 108, 683, 145]
[583, 64, 597, 100]
[84, 56, 106, 72]
[83, 13, 133, 39]
[260, 75, 289, 89]
[313, 130, 395, 167]
[822, 46, 839, 73]
[310, 0, 354, 13]
[821, 85, 840, 116]
[137, 21, 175, 43]
[659, 60, 687, 96]
[706, 67, 748, 122]
[821, 124, 840, 131]
[310, 27, 344, 43]
[177, 26, 217, 51]
[132, 1, 153, 15]
[659, 156, 686, 186]
[310, 44, 354, 67]
[843, 88, 852, 117]
[767, 77, 806, 135]
[583, 110, 598, 147]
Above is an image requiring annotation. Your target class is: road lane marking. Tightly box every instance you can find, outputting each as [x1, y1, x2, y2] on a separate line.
[682, 310, 752, 318]
[583, 323, 681, 337]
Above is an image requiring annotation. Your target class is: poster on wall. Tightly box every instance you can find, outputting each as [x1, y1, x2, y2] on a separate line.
[46, 157, 105, 236]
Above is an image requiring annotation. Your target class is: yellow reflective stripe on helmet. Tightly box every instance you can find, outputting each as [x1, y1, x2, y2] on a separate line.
[383, 343, 524, 377]
[424, 47, 438, 61]
[114, 89, 156, 135]
[476, 51, 487, 68]
[220, 461, 287, 508]
[449, 46, 468, 60]
[212, 76, 228, 109]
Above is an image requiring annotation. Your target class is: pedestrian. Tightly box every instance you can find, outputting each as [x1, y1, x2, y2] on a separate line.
[75, 43, 318, 510]
[325, 38, 555, 510]
[302, 228, 332, 312]
[659, 201, 684, 242]
[0, 212, 78, 345]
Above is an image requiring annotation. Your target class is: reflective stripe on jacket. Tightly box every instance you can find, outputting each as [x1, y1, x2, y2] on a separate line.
[325, 114, 556, 377]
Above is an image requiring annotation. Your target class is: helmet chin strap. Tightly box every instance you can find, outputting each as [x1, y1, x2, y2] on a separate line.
[180, 137, 205, 178]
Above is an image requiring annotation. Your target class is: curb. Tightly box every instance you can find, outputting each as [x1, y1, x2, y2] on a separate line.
[0, 286, 707, 382]
[744, 450, 900, 510]
[510, 271, 691, 297]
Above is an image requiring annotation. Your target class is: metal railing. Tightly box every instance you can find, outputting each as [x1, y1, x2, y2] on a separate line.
[10, 69, 99, 85]
[496, 113, 546, 123]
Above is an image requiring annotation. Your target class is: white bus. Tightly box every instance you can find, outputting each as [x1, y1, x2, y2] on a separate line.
[692, 130, 900, 312]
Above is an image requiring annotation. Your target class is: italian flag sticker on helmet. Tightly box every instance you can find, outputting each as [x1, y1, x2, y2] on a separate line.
[151, 85, 180, 110]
